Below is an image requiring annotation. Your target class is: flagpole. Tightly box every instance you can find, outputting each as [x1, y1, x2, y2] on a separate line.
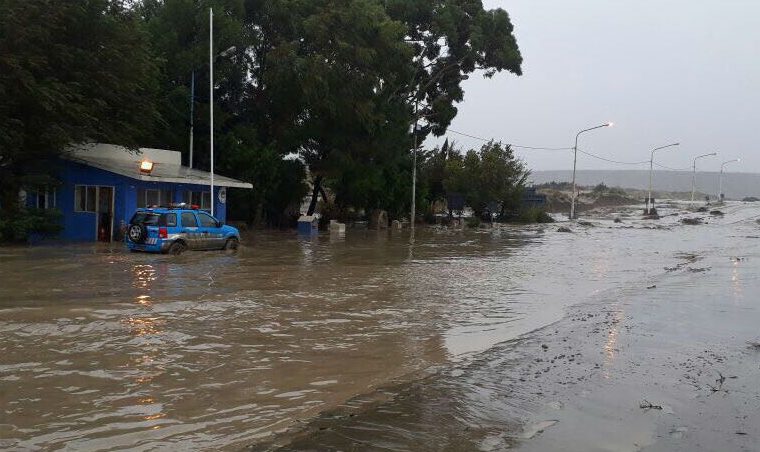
[209, 7, 214, 216]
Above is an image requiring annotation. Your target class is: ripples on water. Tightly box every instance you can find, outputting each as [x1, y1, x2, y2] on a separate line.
[1, 205, 756, 450]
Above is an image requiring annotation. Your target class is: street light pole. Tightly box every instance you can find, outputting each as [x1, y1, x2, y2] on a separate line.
[570, 122, 613, 219]
[719, 158, 740, 202]
[690, 152, 717, 203]
[647, 143, 680, 215]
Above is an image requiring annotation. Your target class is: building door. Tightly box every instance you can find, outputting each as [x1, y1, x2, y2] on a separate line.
[96, 186, 114, 242]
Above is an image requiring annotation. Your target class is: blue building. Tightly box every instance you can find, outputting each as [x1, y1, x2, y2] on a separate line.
[24, 143, 251, 242]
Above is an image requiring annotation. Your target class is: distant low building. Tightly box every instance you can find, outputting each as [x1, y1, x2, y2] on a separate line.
[521, 187, 547, 208]
[24, 143, 252, 242]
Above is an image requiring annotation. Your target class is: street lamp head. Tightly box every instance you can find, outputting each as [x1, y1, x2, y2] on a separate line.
[606, 122, 614, 127]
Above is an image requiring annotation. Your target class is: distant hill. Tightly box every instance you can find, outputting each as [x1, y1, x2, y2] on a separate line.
[529, 170, 760, 200]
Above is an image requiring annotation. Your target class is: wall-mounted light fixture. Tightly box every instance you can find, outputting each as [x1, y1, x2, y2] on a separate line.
[139, 160, 154, 174]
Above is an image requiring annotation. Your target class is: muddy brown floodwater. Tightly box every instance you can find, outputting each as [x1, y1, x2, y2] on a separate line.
[2, 202, 760, 451]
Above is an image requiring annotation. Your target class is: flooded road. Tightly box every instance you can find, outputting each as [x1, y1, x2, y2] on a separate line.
[2, 203, 760, 450]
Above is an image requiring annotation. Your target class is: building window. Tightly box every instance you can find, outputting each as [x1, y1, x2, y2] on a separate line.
[183, 190, 211, 211]
[137, 188, 174, 208]
[34, 188, 56, 209]
[145, 189, 160, 207]
[75, 185, 97, 212]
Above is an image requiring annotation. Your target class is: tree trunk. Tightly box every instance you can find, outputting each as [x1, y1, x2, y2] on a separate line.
[253, 201, 264, 229]
[0, 181, 21, 217]
[307, 175, 323, 216]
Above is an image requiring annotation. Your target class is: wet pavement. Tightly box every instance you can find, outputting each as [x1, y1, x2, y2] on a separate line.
[2, 202, 760, 450]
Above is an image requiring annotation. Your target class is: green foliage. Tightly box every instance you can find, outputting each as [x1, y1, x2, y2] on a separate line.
[222, 142, 308, 227]
[535, 181, 573, 191]
[385, 0, 523, 137]
[0, 208, 63, 242]
[1, 0, 524, 228]
[443, 141, 529, 218]
[0, 0, 160, 214]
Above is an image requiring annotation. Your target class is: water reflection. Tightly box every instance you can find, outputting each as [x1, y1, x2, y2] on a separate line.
[132, 264, 157, 290]
[603, 309, 624, 379]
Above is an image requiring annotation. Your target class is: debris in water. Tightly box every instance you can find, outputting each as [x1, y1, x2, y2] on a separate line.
[519, 420, 559, 439]
[707, 371, 727, 393]
[614, 217, 623, 223]
[687, 267, 711, 273]
[747, 341, 760, 351]
[639, 400, 663, 410]
[557, 226, 573, 233]
[681, 218, 703, 225]
[697, 207, 709, 212]
[647, 285, 656, 289]
[710, 210, 724, 216]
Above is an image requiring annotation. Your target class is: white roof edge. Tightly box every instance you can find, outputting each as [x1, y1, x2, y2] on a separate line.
[66, 143, 182, 165]
[66, 155, 253, 189]
[136, 174, 253, 189]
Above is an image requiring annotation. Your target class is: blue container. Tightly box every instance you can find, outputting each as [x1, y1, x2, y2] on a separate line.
[297, 215, 318, 234]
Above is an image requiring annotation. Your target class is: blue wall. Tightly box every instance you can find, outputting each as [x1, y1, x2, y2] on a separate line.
[54, 160, 229, 241]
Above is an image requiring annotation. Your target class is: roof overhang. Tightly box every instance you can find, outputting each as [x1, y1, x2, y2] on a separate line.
[62, 143, 253, 189]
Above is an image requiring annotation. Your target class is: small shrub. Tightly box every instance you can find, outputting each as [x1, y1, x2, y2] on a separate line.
[465, 216, 481, 228]
[0, 208, 63, 243]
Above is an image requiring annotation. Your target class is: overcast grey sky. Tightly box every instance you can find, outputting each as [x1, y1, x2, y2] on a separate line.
[433, 0, 760, 173]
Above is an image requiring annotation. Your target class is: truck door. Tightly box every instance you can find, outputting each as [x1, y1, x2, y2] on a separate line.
[197, 211, 224, 249]
[180, 211, 200, 249]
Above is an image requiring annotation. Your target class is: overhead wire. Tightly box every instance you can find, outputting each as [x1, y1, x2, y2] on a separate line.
[575, 149, 649, 166]
[654, 162, 691, 171]
[446, 128, 572, 151]
[447, 128, 655, 166]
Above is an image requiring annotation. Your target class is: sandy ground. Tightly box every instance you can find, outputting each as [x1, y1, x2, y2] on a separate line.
[262, 202, 760, 451]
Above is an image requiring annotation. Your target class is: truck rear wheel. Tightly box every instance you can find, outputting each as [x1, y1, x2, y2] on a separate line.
[168, 241, 187, 255]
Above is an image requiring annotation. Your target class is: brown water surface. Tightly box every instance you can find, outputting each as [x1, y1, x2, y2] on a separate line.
[2, 203, 757, 450]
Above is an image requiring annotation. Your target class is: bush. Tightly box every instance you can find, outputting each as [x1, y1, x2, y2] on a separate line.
[465, 216, 481, 228]
[0, 208, 63, 242]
